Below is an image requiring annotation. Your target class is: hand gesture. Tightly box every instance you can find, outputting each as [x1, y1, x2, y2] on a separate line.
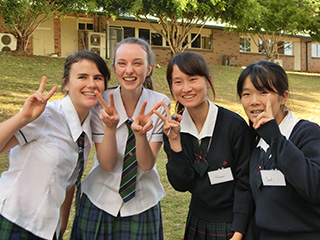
[131, 101, 161, 135]
[95, 91, 119, 130]
[252, 94, 274, 129]
[21, 76, 56, 124]
[153, 101, 181, 140]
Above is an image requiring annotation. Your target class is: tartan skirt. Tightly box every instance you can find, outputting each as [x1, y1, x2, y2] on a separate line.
[184, 211, 233, 240]
[70, 194, 164, 240]
[0, 214, 60, 240]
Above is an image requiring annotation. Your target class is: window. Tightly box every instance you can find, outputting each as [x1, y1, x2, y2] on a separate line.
[312, 44, 320, 57]
[258, 39, 267, 53]
[139, 28, 150, 43]
[124, 27, 135, 38]
[191, 33, 201, 48]
[78, 18, 94, 31]
[240, 37, 251, 52]
[278, 41, 292, 55]
[202, 35, 212, 50]
[151, 32, 163, 46]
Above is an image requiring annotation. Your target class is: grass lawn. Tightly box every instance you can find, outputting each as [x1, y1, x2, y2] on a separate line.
[0, 52, 320, 239]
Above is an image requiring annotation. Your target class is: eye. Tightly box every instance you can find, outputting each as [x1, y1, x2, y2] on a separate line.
[172, 80, 181, 85]
[94, 76, 104, 81]
[134, 61, 143, 66]
[78, 75, 86, 80]
[261, 90, 269, 95]
[242, 92, 250, 97]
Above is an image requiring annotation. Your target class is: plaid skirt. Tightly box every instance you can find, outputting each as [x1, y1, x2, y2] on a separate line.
[70, 194, 164, 240]
[0, 214, 60, 240]
[184, 211, 233, 240]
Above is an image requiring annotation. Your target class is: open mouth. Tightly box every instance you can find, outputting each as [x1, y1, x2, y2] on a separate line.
[124, 77, 136, 82]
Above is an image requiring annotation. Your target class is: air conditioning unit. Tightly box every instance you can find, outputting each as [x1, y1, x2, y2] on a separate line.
[0, 33, 17, 51]
[273, 59, 283, 67]
[87, 32, 106, 59]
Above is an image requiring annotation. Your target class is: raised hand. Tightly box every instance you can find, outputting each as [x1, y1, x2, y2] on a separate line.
[95, 91, 119, 129]
[21, 76, 57, 124]
[252, 94, 274, 129]
[131, 101, 161, 134]
[153, 101, 181, 140]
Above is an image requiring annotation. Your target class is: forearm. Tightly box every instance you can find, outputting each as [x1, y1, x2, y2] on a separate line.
[135, 134, 158, 171]
[0, 112, 28, 153]
[96, 127, 118, 171]
[60, 185, 75, 236]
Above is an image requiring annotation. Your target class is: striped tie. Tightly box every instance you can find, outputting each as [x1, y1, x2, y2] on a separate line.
[75, 131, 85, 215]
[119, 119, 137, 202]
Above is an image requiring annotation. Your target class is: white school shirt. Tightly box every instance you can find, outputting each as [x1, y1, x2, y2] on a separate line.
[83, 86, 170, 217]
[0, 95, 92, 240]
[257, 111, 299, 151]
[180, 100, 218, 139]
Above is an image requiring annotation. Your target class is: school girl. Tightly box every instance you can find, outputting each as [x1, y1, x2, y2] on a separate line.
[0, 50, 110, 239]
[70, 37, 170, 239]
[154, 51, 254, 240]
[237, 60, 320, 240]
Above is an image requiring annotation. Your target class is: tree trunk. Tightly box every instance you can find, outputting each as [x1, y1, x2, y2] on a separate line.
[15, 35, 30, 53]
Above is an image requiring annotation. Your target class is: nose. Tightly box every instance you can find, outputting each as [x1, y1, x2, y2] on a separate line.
[87, 77, 98, 89]
[250, 93, 260, 105]
[125, 64, 133, 75]
[182, 81, 191, 92]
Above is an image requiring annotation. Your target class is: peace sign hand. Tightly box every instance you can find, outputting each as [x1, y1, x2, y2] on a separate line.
[95, 91, 119, 130]
[153, 101, 181, 140]
[21, 76, 57, 124]
[252, 94, 275, 129]
[131, 101, 161, 135]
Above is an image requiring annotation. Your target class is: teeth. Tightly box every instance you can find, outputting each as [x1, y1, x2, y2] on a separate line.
[252, 110, 263, 114]
[124, 77, 136, 81]
[84, 92, 95, 96]
[183, 95, 194, 99]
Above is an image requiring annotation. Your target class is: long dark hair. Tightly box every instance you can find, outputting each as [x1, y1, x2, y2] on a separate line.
[166, 51, 215, 114]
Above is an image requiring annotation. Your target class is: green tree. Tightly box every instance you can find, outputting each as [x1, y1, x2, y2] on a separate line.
[0, 0, 97, 53]
[97, 0, 259, 55]
[226, 0, 320, 60]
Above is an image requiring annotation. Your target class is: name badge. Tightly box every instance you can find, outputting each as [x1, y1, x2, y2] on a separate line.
[208, 167, 234, 185]
[260, 170, 286, 186]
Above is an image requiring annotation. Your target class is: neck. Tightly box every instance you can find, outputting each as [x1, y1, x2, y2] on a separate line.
[187, 100, 209, 133]
[120, 86, 142, 118]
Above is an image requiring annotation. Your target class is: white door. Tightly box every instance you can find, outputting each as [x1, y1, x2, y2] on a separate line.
[61, 17, 78, 57]
[294, 42, 301, 71]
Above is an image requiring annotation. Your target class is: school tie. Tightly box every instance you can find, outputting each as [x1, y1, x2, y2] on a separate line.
[75, 131, 85, 215]
[119, 119, 137, 202]
[193, 137, 210, 176]
[256, 147, 272, 189]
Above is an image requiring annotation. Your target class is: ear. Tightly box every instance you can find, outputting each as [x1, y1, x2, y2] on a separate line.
[63, 78, 69, 92]
[206, 76, 212, 89]
[280, 90, 289, 105]
[146, 64, 153, 77]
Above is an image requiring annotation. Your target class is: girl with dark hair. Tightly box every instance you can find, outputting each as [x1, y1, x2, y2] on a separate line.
[237, 60, 320, 240]
[0, 50, 110, 239]
[71, 37, 170, 239]
[155, 51, 254, 240]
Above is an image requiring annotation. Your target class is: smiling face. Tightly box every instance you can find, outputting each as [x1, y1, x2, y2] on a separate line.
[171, 64, 210, 112]
[240, 76, 288, 125]
[113, 43, 152, 96]
[64, 59, 105, 122]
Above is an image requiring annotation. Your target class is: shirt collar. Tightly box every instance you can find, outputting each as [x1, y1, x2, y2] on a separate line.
[257, 111, 299, 151]
[61, 95, 92, 146]
[180, 100, 218, 139]
[113, 86, 149, 128]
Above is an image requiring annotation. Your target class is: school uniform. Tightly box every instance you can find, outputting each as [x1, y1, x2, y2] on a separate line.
[71, 86, 170, 239]
[250, 111, 320, 240]
[164, 101, 254, 240]
[0, 95, 92, 240]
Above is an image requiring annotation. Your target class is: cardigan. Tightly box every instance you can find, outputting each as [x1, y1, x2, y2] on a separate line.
[251, 118, 320, 239]
[164, 106, 254, 234]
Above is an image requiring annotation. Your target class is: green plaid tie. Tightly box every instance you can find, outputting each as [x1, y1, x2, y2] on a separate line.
[119, 120, 137, 202]
[193, 137, 210, 176]
[75, 131, 85, 215]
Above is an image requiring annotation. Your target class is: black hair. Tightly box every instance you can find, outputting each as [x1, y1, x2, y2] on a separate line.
[166, 51, 215, 114]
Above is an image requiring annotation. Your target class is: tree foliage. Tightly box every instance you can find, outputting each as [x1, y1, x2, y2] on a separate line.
[0, 0, 97, 53]
[97, 0, 259, 55]
[226, 0, 320, 60]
